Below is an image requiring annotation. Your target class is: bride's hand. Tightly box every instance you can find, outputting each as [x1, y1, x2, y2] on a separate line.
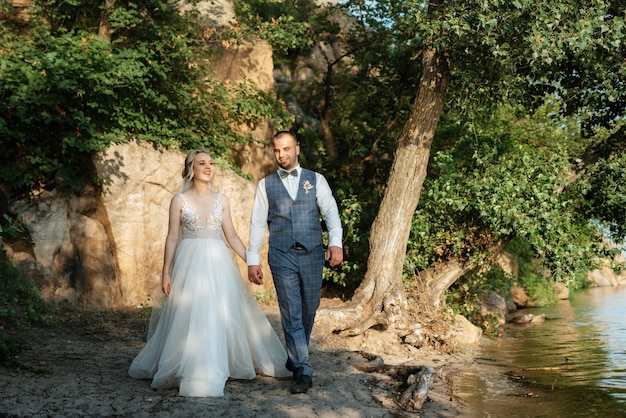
[162, 275, 172, 296]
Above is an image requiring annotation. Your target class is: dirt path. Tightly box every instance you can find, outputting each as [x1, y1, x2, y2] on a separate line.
[0, 303, 470, 417]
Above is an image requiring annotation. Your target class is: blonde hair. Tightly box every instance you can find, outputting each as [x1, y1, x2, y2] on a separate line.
[181, 148, 211, 192]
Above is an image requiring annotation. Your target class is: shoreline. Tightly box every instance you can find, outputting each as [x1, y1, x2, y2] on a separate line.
[0, 303, 472, 417]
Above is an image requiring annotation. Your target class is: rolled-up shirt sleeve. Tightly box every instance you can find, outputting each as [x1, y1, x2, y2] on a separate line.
[315, 173, 343, 249]
[246, 178, 268, 266]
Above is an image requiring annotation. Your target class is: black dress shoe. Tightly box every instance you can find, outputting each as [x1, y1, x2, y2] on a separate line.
[285, 359, 297, 380]
[290, 374, 313, 394]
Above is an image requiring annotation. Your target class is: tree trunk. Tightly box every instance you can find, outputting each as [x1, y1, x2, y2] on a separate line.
[98, 0, 115, 41]
[319, 61, 337, 162]
[413, 258, 478, 312]
[337, 48, 450, 326]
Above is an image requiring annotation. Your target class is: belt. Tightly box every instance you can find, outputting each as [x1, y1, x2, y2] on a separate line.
[292, 242, 306, 250]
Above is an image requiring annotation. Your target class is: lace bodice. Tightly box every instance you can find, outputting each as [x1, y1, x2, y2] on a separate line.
[179, 192, 223, 240]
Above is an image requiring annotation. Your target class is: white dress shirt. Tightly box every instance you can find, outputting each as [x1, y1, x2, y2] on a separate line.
[246, 166, 343, 266]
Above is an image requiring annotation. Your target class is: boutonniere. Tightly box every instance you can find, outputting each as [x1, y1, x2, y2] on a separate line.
[303, 180, 314, 194]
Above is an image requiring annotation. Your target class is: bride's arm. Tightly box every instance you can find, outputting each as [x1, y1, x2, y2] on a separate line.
[220, 194, 247, 262]
[162, 194, 182, 296]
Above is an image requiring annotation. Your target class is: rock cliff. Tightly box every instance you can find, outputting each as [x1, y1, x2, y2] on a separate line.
[2, 0, 280, 307]
[5, 141, 270, 307]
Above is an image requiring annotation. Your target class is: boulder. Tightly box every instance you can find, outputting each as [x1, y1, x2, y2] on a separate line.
[452, 315, 482, 346]
[588, 265, 620, 287]
[510, 285, 533, 308]
[477, 291, 507, 326]
[496, 251, 519, 278]
[508, 313, 546, 325]
[554, 281, 569, 300]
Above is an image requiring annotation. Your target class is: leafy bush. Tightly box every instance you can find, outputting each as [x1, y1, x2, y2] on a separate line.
[322, 193, 374, 292]
[0, 214, 52, 364]
[505, 237, 558, 306]
[405, 101, 611, 284]
[232, 0, 317, 55]
[446, 264, 515, 337]
[0, 0, 290, 196]
[578, 144, 626, 242]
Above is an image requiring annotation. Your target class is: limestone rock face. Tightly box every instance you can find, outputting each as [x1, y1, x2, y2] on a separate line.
[95, 141, 261, 306]
[179, 0, 236, 27]
[7, 141, 268, 307]
[554, 281, 569, 300]
[9, 187, 122, 306]
[495, 251, 518, 277]
[95, 141, 187, 306]
[211, 40, 278, 182]
[213, 41, 275, 93]
[510, 285, 532, 308]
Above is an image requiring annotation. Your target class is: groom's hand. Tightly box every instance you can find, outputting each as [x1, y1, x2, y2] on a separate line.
[326, 246, 343, 267]
[248, 265, 264, 285]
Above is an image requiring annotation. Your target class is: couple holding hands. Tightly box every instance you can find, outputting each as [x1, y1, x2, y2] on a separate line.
[128, 131, 343, 397]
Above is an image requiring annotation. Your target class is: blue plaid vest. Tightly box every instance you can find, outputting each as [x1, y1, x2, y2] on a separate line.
[265, 168, 322, 251]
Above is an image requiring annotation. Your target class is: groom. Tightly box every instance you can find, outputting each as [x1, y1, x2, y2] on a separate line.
[247, 130, 343, 394]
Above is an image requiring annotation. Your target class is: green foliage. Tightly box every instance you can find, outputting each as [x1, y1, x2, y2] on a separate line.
[576, 132, 626, 241]
[233, 1, 426, 294]
[446, 265, 514, 337]
[293, 0, 626, 308]
[232, 0, 317, 55]
[506, 237, 563, 305]
[293, 128, 382, 291]
[406, 100, 612, 284]
[345, 0, 626, 134]
[0, 278, 51, 326]
[0, 214, 52, 364]
[322, 193, 374, 291]
[254, 0, 626, 299]
[1, 214, 24, 239]
[0, 0, 290, 195]
[507, 236, 592, 293]
[519, 272, 558, 308]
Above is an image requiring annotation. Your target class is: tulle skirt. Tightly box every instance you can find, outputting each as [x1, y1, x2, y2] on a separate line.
[128, 238, 290, 397]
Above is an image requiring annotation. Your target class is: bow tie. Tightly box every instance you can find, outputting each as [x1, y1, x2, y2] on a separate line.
[279, 169, 298, 179]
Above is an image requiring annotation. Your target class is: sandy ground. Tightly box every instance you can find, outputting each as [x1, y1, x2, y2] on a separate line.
[0, 303, 472, 417]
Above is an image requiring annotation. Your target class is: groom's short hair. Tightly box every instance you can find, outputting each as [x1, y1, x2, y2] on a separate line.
[273, 130, 298, 145]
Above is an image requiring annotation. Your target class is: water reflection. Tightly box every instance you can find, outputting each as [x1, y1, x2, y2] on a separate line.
[456, 286, 626, 417]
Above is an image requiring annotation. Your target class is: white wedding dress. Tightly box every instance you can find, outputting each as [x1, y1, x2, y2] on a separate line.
[128, 192, 290, 397]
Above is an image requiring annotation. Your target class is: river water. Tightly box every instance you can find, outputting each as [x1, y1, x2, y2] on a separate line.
[455, 286, 626, 417]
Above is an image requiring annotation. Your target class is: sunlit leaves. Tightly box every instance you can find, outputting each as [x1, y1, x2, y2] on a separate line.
[405, 99, 609, 282]
[0, 1, 290, 194]
[577, 132, 626, 241]
[232, 0, 317, 55]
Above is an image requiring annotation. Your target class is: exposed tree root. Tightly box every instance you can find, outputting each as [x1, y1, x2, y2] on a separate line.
[398, 366, 434, 410]
[316, 294, 456, 356]
[352, 351, 438, 412]
[336, 312, 389, 336]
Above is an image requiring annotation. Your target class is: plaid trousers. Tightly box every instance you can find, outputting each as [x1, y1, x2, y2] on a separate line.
[269, 243, 325, 377]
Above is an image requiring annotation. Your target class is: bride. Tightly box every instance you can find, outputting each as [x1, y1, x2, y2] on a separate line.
[128, 148, 290, 397]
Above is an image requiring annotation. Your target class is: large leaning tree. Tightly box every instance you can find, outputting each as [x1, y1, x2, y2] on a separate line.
[317, 0, 626, 333]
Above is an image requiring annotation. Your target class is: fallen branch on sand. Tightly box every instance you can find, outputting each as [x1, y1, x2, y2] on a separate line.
[351, 351, 437, 411]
